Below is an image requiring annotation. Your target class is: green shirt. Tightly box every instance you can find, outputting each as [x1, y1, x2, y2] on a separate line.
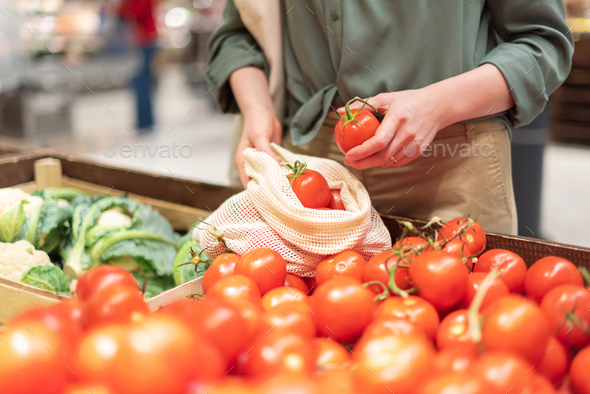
[206, 0, 573, 146]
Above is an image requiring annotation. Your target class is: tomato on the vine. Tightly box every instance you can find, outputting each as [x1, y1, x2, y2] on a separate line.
[473, 249, 527, 294]
[374, 295, 440, 340]
[315, 250, 365, 285]
[393, 236, 431, 260]
[286, 161, 331, 208]
[462, 272, 509, 310]
[76, 265, 138, 301]
[363, 250, 413, 294]
[234, 248, 286, 294]
[83, 284, 149, 329]
[524, 256, 583, 303]
[438, 218, 487, 257]
[202, 253, 240, 294]
[443, 238, 476, 270]
[334, 97, 380, 154]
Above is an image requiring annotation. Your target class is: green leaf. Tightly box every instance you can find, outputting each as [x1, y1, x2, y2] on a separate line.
[0, 201, 27, 242]
[99, 236, 178, 276]
[133, 273, 175, 298]
[21, 265, 71, 296]
[18, 200, 74, 252]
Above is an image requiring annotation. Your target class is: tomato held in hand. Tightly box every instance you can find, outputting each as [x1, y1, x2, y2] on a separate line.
[315, 250, 366, 285]
[438, 218, 487, 257]
[328, 189, 346, 210]
[83, 285, 149, 329]
[570, 346, 590, 394]
[284, 273, 309, 293]
[286, 161, 331, 208]
[202, 253, 240, 294]
[462, 272, 509, 311]
[473, 249, 527, 294]
[374, 295, 440, 340]
[363, 250, 413, 294]
[524, 256, 583, 303]
[235, 248, 287, 294]
[76, 265, 138, 301]
[334, 97, 380, 154]
[205, 274, 262, 304]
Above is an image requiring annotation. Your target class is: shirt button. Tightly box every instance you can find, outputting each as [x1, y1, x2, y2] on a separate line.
[330, 11, 339, 21]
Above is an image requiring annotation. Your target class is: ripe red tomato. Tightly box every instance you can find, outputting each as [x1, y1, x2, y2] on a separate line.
[415, 372, 485, 394]
[63, 384, 114, 394]
[392, 237, 431, 260]
[436, 309, 477, 352]
[540, 284, 590, 349]
[462, 272, 509, 310]
[83, 285, 149, 329]
[470, 352, 534, 394]
[202, 253, 240, 294]
[328, 189, 346, 210]
[334, 101, 380, 154]
[473, 249, 527, 294]
[284, 273, 309, 293]
[76, 265, 138, 301]
[304, 276, 317, 294]
[374, 295, 440, 340]
[432, 347, 479, 374]
[443, 238, 476, 270]
[228, 299, 263, 342]
[287, 161, 331, 208]
[531, 374, 559, 394]
[359, 315, 425, 340]
[481, 295, 550, 365]
[311, 337, 352, 372]
[312, 277, 376, 341]
[438, 218, 487, 257]
[524, 256, 583, 303]
[206, 274, 262, 305]
[363, 250, 412, 294]
[261, 286, 310, 311]
[570, 346, 590, 394]
[259, 303, 316, 339]
[235, 248, 287, 294]
[409, 250, 469, 310]
[538, 336, 570, 386]
[315, 250, 366, 285]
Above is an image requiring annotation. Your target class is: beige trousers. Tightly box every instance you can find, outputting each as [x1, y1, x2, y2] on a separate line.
[282, 115, 518, 234]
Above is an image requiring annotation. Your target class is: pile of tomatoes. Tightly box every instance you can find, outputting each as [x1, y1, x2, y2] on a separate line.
[1, 218, 589, 394]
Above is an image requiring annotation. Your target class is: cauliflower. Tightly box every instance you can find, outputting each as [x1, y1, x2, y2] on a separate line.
[97, 207, 133, 228]
[0, 188, 43, 216]
[0, 240, 52, 281]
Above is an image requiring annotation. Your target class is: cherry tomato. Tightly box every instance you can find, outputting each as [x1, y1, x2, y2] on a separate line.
[315, 251, 366, 285]
[432, 347, 478, 374]
[328, 189, 346, 210]
[482, 295, 550, 364]
[392, 236, 431, 260]
[261, 286, 310, 311]
[524, 256, 583, 303]
[235, 248, 287, 294]
[462, 272, 509, 310]
[202, 253, 240, 294]
[374, 295, 440, 340]
[436, 309, 477, 352]
[438, 218, 487, 257]
[76, 265, 138, 301]
[83, 285, 149, 329]
[285, 273, 309, 293]
[409, 250, 469, 310]
[311, 337, 352, 372]
[312, 277, 376, 341]
[415, 372, 485, 394]
[363, 250, 413, 294]
[570, 345, 590, 394]
[540, 284, 590, 349]
[259, 303, 316, 339]
[470, 352, 534, 394]
[205, 274, 262, 305]
[473, 249, 527, 294]
[353, 331, 435, 394]
[538, 336, 570, 386]
[334, 103, 380, 154]
[287, 161, 331, 208]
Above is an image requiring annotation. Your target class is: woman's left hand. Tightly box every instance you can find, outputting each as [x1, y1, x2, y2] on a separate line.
[340, 88, 449, 170]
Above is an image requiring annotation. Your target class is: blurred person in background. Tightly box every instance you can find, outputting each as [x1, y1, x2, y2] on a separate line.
[115, 0, 157, 133]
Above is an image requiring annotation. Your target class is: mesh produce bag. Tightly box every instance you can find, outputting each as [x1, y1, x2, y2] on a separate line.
[193, 144, 392, 276]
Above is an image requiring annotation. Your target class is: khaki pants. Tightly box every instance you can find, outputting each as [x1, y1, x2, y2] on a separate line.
[282, 115, 518, 234]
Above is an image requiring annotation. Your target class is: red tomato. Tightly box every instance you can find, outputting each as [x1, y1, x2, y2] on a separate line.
[83, 285, 149, 329]
[462, 272, 509, 310]
[363, 250, 413, 294]
[259, 303, 317, 339]
[473, 249, 527, 294]
[0, 321, 68, 394]
[284, 273, 309, 293]
[202, 253, 240, 294]
[235, 248, 287, 294]
[63, 384, 114, 394]
[415, 372, 485, 394]
[359, 316, 426, 340]
[353, 331, 435, 394]
[334, 103, 380, 154]
[438, 218, 487, 257]
[312, 277, 376, 341]
[570, 346, 590, 394]
[436, 309, 477, 352]
[304, 277, 318, 294]
[470, 352, 534, 394]
[76, 265, 138, 301]
[230, 299, 264, 341]
[524, 256, 583, 303]
[315, 250, 366, 285]
[287, 161, 331, 208]
[538, 336, 570, 386]
[540, 284, 590, 349]
[260, 372, 323, 394]
[205, 274, 262, 305]
[311, 337, 352, 372]
[374, 295, 440, 340]
[393, 236, 431, 260]
[409, 250, 470, 310]
[443, 238, 476, 270]
[328, 189, 346, 210]
[531, 374, 559, 394]
[432, 347, 479, 374]
[261, 286, 310, 311]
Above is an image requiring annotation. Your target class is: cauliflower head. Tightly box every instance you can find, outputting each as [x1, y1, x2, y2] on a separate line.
[0, 188, 43, 216]
[0, 240, 52, 281]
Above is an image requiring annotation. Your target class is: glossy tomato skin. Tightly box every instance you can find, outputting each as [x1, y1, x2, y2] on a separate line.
[538, 336, 570, 385]
[315, 251, 366, 285]
[83, 284, 149, 329]
[481, 295, 550, 365]
[443, 238, 475, 270]
[284, 273, 309, 293]
[473, 249, 527, 294]
[312, 277, 376, 341]
[205, 274, 262, 304]
[261, 286, 310, 311]
[524, 257, 583, 303]
[363, 250, 412, 293]
[432, 347, 479, 374]
[570, 346, 590, 394]
[470, 352, 534, 394]
[312, 337, 352, 372]
[328, 189, 346, 210]
[235, 248, 287, 294]
[76, 265, 138, 301]
[438, 218, 487, 257]
[436, 309, 477, 352]
[335, 109, 380, 153]
[288, 169, 331, 208]
[409, 250, 470, 310]
[259, 303, 316, 339]
[462, 272, 509, 310]
[415, 372, 485, 394]
[374, 295, 440, 340]
[202, 253, 240, 294]
[540, 284, 590, 349]
[393, 237, 431, 260]
[359, 315, 425, 340]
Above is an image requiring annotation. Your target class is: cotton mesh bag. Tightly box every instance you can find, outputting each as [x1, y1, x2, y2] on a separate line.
[193, 143, 392, 276]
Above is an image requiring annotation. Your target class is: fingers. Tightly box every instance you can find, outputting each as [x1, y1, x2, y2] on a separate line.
[348, 130, 414, 170]
[344, 110, 402, 164]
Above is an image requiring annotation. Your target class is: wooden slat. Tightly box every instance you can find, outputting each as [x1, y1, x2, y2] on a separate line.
[550, 122, 590, 145]
[147, 278, 203, 310]
[0, 278, 64, 324]
[552, 103, 590, 123]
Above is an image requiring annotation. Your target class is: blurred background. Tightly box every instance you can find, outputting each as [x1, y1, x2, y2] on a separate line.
[0, 0, 588, 248]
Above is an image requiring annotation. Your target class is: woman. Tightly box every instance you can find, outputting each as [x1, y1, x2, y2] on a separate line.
[205, 1, 573, 234]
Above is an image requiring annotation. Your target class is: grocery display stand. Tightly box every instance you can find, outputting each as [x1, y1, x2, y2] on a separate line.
[0, 151, 589, 323]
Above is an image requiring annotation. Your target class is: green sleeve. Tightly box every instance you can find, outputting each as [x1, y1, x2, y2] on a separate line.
[480, 0, 574, 128]
[205, 0, 269, 113]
